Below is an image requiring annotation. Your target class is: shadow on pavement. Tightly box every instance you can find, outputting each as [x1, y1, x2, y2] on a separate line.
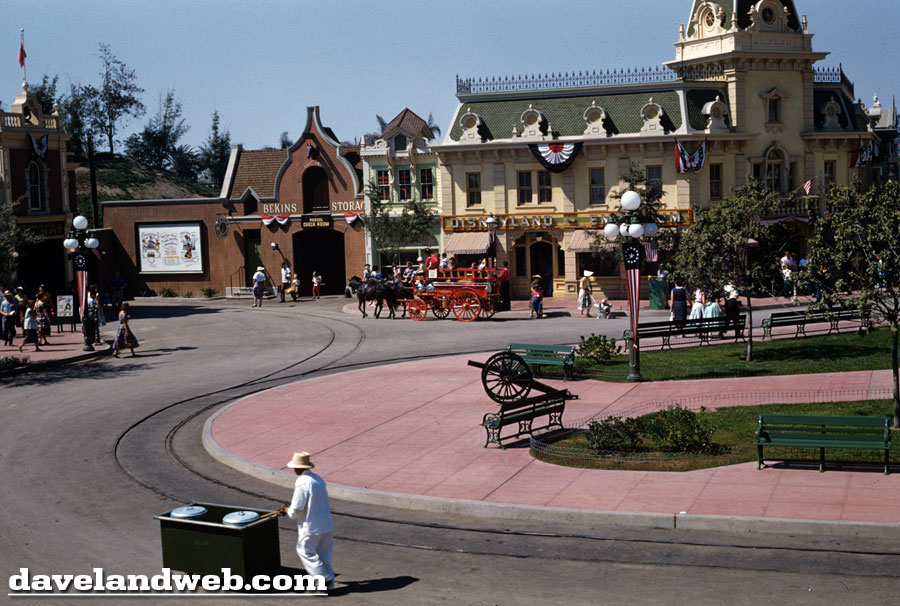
[124, 305, 226, 321]
[331, 575, 418, 596]
[1, 359, 147, 387]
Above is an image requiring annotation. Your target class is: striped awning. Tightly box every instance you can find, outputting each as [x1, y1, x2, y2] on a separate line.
[566, 229, 601, 253]
[443, 232, 490, 254]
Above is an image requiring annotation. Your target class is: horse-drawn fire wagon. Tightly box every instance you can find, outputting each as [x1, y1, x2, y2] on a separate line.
[401, 268, 502, 322]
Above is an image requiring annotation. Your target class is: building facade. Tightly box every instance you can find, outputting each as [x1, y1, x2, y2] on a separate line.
[103, 107, 366, 298]
[431, 0, 879, 299]
[0, 82, 77, 294]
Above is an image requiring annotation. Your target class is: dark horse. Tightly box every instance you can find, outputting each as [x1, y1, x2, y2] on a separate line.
[348, 276, 401, 319]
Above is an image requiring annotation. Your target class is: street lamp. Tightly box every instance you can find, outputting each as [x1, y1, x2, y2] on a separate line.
[485, 213, 498, 269]
[604, 190, 658, 383]
[63, 215, 100, 351]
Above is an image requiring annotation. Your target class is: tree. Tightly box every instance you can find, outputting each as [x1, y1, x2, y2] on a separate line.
[30, 75, 59, 115]
[362, 179, 437, 267]
[0, 197, 42, 284]
[279, 131, 293, 149]
[124, 89, 189, 170]
[198, 111, 231, 188]
[168, 144, 201, 180]
[807, 180, 900, 427]
[93, 43, 145, 153]
[673, 180, 782, 361]
[426, 112, 442, 138]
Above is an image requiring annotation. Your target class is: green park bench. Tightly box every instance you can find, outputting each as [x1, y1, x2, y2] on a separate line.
[507, 343, 576, 381]
[754, 414, 891, 474]
[624, 314, 746, 350]
[481, 391, 566, 448]
[762, 308, 868, 340]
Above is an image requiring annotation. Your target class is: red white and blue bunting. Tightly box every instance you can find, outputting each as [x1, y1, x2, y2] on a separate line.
[850, 136, 879, 168]
[260, 214, 290, 226]
[674, 138, 707, 173]
[528, 142, 583, 173]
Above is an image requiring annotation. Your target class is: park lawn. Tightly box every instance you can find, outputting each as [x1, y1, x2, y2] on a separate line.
[573, 327, 896, 382]
[532, 399, 898, 472]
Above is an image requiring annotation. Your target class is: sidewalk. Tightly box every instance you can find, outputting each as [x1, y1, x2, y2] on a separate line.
[204, 353, 900, 535]
[0, 325, 111, 373]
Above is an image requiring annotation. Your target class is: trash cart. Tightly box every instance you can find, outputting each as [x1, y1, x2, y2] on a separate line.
[155, 503, 280, 577]
[648, 278, 667, 310]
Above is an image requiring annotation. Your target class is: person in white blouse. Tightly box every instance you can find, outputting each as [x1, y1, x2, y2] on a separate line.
[278, 452, 335, 593]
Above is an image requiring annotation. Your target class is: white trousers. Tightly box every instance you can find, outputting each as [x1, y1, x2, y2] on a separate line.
[296, 531, 334, 583]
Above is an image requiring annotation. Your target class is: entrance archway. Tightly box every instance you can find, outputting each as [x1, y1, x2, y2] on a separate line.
[530, 240, 554, 296]
[302, 166, 330, 214]
[293, 229, 345, 296]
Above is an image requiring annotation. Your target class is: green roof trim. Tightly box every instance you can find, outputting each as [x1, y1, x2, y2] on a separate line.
[449, 91, 683, 141]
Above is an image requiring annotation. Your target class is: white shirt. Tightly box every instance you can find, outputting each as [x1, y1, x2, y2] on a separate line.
[287, 470, 334, 535]
[281, 267, 291, 283]
[252, 271, 266, 284]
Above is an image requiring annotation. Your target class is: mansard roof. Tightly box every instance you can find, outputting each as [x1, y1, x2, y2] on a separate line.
[687, 0, 801, 37]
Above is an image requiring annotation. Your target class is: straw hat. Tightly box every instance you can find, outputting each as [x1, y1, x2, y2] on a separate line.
[583, 270, 594, 277]
[729, 290, 739, 299]
[532, 274, 542, 280]
[256, 266, 265, 272]
[3, 290, 12, 296]
[286, 451, 315, 469]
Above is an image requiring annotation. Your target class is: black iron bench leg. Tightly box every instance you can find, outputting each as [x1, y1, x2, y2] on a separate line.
[757, 445, 764, 470]
[819, 447, 825, 472]
[886, 449, 890, 475]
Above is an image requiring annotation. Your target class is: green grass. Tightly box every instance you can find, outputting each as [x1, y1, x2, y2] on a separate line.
[572, 327, 896, 382]
[533, 399, 898, 472]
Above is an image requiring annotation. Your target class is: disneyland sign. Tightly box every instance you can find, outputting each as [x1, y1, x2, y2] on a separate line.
[443, 210, 692, 232]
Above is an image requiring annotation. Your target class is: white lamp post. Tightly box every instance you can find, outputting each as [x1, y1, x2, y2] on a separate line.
[63, 215, 100, 351]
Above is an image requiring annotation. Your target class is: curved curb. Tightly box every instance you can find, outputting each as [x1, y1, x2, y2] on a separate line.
[0, 342, 113, 379]
[202, 387, 900, 541]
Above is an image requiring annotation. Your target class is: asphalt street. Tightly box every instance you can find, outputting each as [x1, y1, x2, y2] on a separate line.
[2, 296, 898, 605]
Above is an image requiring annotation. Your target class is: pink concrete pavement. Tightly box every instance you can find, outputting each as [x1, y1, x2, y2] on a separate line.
[209, 354, 900, 524]
[1, 325, 111, 365]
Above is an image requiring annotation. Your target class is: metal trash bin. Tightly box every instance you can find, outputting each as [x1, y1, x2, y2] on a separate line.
[648, 278, 667, 310]
[155, 502, 280, 577]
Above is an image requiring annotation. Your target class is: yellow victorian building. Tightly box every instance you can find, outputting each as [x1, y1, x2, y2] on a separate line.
[431, 0, 880, 299]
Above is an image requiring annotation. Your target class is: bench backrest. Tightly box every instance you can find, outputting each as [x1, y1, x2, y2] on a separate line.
[497, 392, 567, 414]
[508, 343, 576, 356]
[631, 314, 746, 335]
[757, 414, 890, 435]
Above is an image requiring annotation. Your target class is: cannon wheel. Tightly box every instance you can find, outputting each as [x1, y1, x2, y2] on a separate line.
[481, 351, 533, 403]
[451, 290, 481, 322]
[407, 299, 428, 321]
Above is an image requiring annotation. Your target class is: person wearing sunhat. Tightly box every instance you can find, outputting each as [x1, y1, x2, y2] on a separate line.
[278, 452, 335, 593]
[530, 274, 544, 318]
[578, 270, 594, 318]
[251, 265, 267, 307]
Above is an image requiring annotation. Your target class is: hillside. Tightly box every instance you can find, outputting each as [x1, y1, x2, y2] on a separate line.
[74, 154, 219, 222]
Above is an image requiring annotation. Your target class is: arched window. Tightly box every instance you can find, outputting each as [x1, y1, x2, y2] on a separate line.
[766, 149, 784, 193]
[27, 161, 47, 212]
[302, 166, 330, 214]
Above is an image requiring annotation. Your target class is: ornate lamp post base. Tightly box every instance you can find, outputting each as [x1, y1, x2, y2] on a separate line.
[81, 316, 95, 352]
[625, 335, 644, 383]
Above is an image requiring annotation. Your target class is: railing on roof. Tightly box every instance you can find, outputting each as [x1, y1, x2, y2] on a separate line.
[813, 64, 854, 97]
[456, 66, 726, 95]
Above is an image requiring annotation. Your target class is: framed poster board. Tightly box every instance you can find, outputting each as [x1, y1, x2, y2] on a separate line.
[137, 223, 204, 274]
[56, 295, 74, 318]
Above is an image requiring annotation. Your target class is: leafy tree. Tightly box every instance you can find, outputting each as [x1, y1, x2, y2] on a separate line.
[93, 43, 146, 153]
[124, 89, 189, 170]
[59, 82, 100, 159]
[806, 180, 900, 427]
[30, 75, 59, 114]
[168, 144, 201, 180]
[198, 111, 231, 188]
[362, 179, 437, 267]
[673, 180, 781, 361]
[0, 197, 42, 284]
[279, 131, 293, 149]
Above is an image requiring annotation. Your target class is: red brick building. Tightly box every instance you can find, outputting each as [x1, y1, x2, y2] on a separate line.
[1, 82, 77, 294]
[103, 107, 366, 297]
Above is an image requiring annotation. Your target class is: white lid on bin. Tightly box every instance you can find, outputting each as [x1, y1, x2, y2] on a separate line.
[170, 505, 208, 519]
[222, 511, 260, 526]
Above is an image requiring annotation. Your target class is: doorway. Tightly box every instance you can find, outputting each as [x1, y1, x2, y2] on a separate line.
[244, 230, 261, 287]
[530, 240, 554, 296]
[293, 229, 345, 296]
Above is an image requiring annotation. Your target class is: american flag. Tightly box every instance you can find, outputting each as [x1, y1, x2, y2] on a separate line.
[623, 242, 642, 347]
[802, 178, 814, 195]
[643, 241, 658, 262]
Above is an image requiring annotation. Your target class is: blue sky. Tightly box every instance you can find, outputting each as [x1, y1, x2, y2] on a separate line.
[2, 1, 897, 151]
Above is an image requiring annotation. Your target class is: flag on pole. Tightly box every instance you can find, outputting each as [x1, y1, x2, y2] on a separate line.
[623, 242, 642, 347]
[18, 42, 26, 67]
[802, 178, 814, 195]
[643, 241, 658, 262]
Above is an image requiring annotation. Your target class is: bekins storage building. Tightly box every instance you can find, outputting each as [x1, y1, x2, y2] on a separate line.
[103, 107, 367, 298]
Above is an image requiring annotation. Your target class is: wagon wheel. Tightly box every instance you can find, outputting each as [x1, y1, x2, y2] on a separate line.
[480, 299, 496, 319]
[451, 290, 481, 322]
[407, 299, 428, 321]
[480, 351, 533, 403]
[432, 304, 451, 319]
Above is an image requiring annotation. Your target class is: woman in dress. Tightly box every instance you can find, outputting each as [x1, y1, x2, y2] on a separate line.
[112, 302, 139, 358]
[688, 288, 706, 320]
[670, 279, 688, 323]
[18, 300, 41, 353]
[251, 266, 267, 307]
[34, 296, 51, 346]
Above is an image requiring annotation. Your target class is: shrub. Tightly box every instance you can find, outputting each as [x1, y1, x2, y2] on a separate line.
[159, 287, 177, 298]
[183, 291, 193, 298]
[640, 406, 716, 452]
[201, 287, 218, 298]
[577, 333, 623, 363]
[585, 416, 644, 452]
[0, 356, 29, 371]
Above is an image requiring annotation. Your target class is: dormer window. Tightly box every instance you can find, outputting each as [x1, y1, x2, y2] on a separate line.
[761, 87, 790, 133]
[393, 134, 407, 152]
